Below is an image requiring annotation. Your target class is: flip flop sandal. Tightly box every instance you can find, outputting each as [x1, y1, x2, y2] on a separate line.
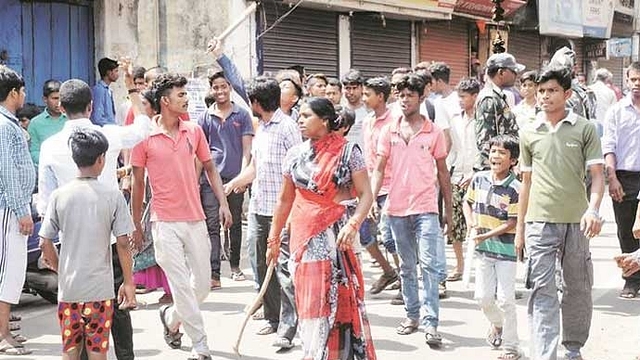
[498, 350, 521, 360]
[158, 305, 182, 349]
[231, 271, 246, 281]
[0, 339, 31, 355]
[9, 323, 19, 332]
[272, 336, 294, 349]
[187, 354, 212, 360]
[425, 327, 442, 347]
[252, 309, 265, 321]
[620, 286, 638, 299]
[11, 334, 27, 343]
[446, 272, 463, 282]
[256, 324, 277, 335]
[396, 319, 419, 335]
[9, 314, 21, 322]
[486, 326, 503, 349]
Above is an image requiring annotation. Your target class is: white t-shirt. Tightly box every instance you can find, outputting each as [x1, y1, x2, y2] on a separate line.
[449, 111, 478, 182]
[433, 92, 461, 131]
[345, 104, 370, 150]
[434, 92, 462, 167]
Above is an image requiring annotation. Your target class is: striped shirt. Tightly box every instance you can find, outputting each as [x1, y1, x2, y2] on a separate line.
[465, 170, 520, 261]
[0, 105, 36, 218]
[249, 109, 301, 216]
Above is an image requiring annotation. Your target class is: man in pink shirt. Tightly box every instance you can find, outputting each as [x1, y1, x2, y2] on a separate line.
[361, 77, 400, 297]
[130, 73, 231, 360]
[371, 73, 452, 347]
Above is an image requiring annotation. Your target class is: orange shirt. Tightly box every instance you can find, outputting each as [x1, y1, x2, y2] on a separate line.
[377, 116, 447, 217]
[362, 109, 395, 195]
[131, 118, 211, 222]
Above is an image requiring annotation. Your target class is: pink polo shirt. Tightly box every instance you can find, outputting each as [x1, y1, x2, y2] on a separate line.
[377, 116, 447, 217]
[363, 109, 395, 195]
[131, 118, 211, 222]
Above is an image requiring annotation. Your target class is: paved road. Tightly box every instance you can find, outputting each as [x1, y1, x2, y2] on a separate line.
[13, 196, 640, 359]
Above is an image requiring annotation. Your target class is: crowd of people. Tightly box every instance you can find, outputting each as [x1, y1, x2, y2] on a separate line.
[1, 36, 640, 360]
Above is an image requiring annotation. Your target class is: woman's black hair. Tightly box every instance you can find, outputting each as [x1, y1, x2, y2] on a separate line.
[304, 97, 342, 131]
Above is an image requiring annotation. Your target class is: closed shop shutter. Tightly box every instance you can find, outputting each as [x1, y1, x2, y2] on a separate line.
[572, 38, 586, 75]
[419, 20, 469, 85]
[260, 4, 339, 76]
[350, 14, 412, 79]
[507, 30, 541, 74]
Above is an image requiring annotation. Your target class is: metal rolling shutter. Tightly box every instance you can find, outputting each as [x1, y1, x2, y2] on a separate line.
[261, 4, 339, 76]
[351, 14, 412, 79]
[572, 38, 586, 75]
[507, 30, 541, 74]
[419, 20, 469, 85]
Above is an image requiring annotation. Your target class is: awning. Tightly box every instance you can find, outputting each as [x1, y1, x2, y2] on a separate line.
[453, 0, 527, 20]
[280, 0, 455, 20]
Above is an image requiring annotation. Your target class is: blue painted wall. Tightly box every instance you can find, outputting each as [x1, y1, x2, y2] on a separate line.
[0, 0, 94, 105]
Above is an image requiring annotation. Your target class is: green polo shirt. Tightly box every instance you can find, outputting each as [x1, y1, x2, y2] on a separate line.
[28, 109, 67, 166]
[519, 111, 603, 223]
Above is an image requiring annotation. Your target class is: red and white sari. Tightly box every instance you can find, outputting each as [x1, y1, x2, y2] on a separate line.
[285, 133, 376, 360]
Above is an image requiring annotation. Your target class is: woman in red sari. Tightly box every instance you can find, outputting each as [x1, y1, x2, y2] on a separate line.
[266, 97, 376, 359]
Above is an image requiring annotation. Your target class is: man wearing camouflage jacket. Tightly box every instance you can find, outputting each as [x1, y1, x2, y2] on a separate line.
[474, 53, 525, 171]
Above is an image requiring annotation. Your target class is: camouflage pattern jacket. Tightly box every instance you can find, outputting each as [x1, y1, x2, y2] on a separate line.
[473, 82, 520, 171]
[567, 79, 597, 120]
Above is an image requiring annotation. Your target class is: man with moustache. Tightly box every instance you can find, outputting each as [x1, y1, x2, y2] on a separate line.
[474, 53, 524, 171]
[224, 77, 301, 337]
[341, 69, 369, 148]
[603, 62, 640, 299]
[0, 65, 35, 356]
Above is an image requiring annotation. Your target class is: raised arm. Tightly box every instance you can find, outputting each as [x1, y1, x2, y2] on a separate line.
[208, 38, 250, 105]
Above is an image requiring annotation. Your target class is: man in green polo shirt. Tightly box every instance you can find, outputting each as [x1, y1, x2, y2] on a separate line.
[28, 79, 67, 167]
[516, 66, 604, 360]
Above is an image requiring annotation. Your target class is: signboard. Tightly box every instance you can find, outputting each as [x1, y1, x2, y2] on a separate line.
[614, 0, 635, 16]
[583, 0, 614, 38]
[607, 37, 633, 57]
[539, 0, 583, 37]
[186, 78, 209, 122]
[585, 40, 608, 59]
[540, 0, 615, 38]
[454, 0, 527, 19]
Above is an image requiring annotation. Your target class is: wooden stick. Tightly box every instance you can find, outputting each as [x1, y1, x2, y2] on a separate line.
[219, 2, 258, 42]
[232, 262, 276, 357]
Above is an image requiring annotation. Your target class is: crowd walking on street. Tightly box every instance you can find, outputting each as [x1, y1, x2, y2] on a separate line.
[5, 23, 640, 360]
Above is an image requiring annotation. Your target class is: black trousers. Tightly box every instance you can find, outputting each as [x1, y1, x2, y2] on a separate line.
[276, 229, 297, 341]
[200, 180, 245, 276]
[81, 245, 134, 360]
[251, 213, 281, 326]
[612, 171, 640, 284]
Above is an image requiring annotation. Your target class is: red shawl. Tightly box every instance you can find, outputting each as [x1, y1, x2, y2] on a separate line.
[289, 133, 347, 255]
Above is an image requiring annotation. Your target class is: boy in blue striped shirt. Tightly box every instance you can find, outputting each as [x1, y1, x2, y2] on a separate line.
[463, 135, 521, 360]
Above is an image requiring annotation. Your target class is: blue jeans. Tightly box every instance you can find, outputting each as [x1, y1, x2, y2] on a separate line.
[388, 213, 446, 327]
[359, 195, 396, 253]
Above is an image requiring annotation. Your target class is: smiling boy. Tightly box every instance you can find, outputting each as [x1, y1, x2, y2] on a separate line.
[516, 66, 604, 360]
[464, 135, 521, 360]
